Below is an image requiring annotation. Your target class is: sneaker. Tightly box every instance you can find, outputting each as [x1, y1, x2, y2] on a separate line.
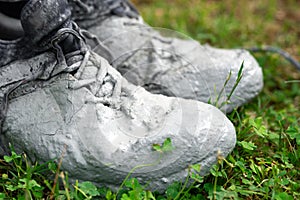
[0, 0, 236, 192]
[69, 0, 264, 113]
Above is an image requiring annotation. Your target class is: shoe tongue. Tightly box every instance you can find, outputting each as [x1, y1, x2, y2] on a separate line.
[20, 0, 72, 44]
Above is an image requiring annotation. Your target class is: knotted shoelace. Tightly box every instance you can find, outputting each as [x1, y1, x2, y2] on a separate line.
[70, 0, 139, 21]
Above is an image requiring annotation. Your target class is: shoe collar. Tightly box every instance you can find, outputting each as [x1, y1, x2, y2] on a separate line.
[0, 0, 73, 45]
[0, 0, 88, 66]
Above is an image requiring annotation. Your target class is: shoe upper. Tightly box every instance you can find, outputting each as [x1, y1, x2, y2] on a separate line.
[69, 0, 264, 113]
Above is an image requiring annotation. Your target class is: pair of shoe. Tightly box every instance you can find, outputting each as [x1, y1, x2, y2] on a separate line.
[0, 0, 262, 192]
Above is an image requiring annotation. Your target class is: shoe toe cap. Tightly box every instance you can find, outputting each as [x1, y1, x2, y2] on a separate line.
[158, 40, 264, 112]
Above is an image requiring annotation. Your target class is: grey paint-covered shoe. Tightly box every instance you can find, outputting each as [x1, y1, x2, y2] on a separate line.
[0, 0, 236, 192]
[70, 0, 264, 113]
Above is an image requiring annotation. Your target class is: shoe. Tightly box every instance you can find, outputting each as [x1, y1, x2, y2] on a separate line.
[0, 0, 236, 192]
[69, 0, 264, 113]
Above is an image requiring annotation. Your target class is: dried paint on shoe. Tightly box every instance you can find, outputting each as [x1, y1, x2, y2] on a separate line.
[0, 0, 236, 192]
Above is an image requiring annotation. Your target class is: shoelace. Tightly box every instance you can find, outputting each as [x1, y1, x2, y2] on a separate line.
[0, 23, 88, 132]
[0, 25, 85, 149]
[70, 0, 139, 20]
[0, 23, 120, 134]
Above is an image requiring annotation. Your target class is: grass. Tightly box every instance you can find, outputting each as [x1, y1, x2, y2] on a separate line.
[1, 0, 300, 199]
